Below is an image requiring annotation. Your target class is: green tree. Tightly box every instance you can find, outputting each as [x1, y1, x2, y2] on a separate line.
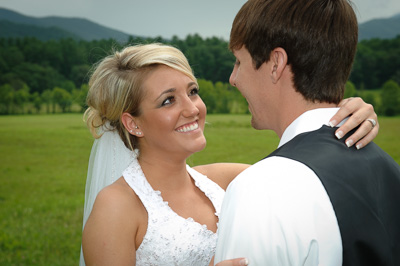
[198, 79, 217, 113]
[392, 70, 400, 85]
[59, 38, 86, 78]
[0, 84, 14, 114]
[214, 82, 230, 113]
[72, 84, 89, 112]
[20, 37, 46, 64]
[53, 87, 72, 113]
[360, 91, 379, 114]
[381, 80, 400, 116]
[14, 84, 30, 114]
[41, 89, 53, 114]
[344, 81, 357, 98]
[60, 80, 76, 93]
[228, 85, 248, 114]
[350, 36, 400, 90]
[31, 92, 42, 113]
[0, 46, 24, 67]
[0, 55, 9, 73]
[13, 63, 65, 93]
[185, 45, 215, 80]
[70, 64, 91, 87]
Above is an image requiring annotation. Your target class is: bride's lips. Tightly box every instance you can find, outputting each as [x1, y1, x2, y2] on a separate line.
[176, 121, 199, 133]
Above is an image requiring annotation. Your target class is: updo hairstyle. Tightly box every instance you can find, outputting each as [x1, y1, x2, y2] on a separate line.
[84, 43, 197, 151]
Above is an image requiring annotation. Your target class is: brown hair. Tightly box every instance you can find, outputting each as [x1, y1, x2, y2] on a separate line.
[230, 0, 358, 104]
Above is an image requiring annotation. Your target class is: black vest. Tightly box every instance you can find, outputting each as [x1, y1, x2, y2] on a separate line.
[266, 125, 400, 266]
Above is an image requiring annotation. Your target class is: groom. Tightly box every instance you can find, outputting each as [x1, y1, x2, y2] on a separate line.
[215, 0, 400, 265]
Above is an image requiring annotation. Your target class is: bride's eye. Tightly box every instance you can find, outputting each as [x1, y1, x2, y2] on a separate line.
[161, 96, 175, 106]
[189, 87, 199, 96]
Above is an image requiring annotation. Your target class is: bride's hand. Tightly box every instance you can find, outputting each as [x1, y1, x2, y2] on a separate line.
[329, 97, 378, 149]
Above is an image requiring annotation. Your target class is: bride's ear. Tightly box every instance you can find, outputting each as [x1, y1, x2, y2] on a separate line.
[121, 113, 144, 137]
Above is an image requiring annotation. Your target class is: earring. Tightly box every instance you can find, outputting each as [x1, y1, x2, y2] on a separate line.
[129, 129, 133, 133]
[134, 125, 141, 135]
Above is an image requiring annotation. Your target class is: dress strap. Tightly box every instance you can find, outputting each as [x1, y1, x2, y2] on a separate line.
[186, 165, 225, 217]
[122, 159, 165, 214]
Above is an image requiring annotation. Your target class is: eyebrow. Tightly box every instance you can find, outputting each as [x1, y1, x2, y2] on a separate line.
[156, 88, 176, 101]
[155, 82, 197, 100]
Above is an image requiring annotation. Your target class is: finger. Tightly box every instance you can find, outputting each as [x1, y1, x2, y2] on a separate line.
[209, 256, 215, 266]
[329, 97, 364, 127]
[337, 97, 354, 107]
[333, 111, 365, 140]
[333, 106, 376, 139]
[353, 122, 379, 150]
[341, 119, 378, 147]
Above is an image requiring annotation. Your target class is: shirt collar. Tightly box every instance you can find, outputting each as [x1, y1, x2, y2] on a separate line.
[278, 108, 346, 148]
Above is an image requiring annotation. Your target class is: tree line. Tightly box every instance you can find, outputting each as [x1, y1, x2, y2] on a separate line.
[0, 34, 399, 115]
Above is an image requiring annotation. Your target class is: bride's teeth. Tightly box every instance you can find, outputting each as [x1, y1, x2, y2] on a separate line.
[178, 123, 198, 132]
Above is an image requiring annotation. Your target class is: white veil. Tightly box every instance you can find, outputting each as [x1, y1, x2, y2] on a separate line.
[79, 124, 137, 265]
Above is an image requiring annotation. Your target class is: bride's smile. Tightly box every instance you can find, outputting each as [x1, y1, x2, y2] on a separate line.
[132, 65, 207, 157]
[176, 121, 200, 133]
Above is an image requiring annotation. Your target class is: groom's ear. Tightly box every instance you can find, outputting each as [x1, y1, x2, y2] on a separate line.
[270, 47, 288, 84]
[121, 113, 144, 137]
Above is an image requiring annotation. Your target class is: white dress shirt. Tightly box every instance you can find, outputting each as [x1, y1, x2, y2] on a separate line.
[215, 108, 345, 266]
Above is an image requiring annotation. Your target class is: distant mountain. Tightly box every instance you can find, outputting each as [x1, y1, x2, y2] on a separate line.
[358, 13, 400, 41]
[1, 7, 399, 42]
[0, 20, 81, 40]
[0, 8, 133, 41]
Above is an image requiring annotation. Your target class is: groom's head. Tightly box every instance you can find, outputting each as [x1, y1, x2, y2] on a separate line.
[229, 0, 358, 105]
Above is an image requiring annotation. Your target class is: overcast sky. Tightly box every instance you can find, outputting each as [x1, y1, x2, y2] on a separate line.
[1, 0, 400, 40]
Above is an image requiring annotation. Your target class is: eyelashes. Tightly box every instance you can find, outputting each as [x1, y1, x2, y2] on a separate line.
[161, 96, 175, 106]
[160, 87, 200, 107]
[189, 87, 199, 96]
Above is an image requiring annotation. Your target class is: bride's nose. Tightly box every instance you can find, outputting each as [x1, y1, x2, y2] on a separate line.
[182, 97, 199, 117]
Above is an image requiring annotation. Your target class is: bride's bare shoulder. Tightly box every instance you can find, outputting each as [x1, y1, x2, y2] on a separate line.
[84, 177, 146, 234]
[82, 177, 143, 264]
[94, 177, 144, 214]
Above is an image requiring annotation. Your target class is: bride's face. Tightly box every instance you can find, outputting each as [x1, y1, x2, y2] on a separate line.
[136, 65, 207, 157]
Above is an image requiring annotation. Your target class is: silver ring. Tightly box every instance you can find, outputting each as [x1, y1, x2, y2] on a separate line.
[366, 118, 376, 129]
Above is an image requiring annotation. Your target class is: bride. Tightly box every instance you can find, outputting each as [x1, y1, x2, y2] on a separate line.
[80, 43, 378, 265]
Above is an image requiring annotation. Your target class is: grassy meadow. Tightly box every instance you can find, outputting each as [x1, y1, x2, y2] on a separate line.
[0, 114, 399, 265]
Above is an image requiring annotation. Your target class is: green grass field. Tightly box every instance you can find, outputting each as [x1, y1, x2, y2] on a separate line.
[1, 114, 399, 265]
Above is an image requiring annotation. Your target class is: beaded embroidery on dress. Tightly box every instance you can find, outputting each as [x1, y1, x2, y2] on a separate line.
[123, 158, 225, 266]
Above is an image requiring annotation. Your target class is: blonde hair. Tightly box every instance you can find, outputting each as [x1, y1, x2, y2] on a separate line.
[84, 43, 197, 151]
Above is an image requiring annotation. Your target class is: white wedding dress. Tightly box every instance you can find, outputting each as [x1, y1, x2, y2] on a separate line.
[80, 127, 225, 265]
[123, 159, 225, 265]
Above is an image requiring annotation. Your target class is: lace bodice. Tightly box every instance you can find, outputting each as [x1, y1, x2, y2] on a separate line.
[122, 159, 225, 266]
